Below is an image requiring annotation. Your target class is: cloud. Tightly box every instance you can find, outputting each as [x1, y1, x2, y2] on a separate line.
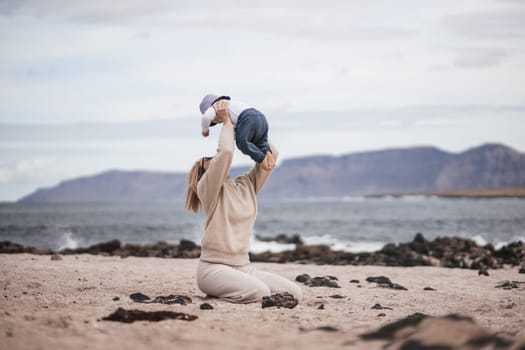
[452, 48, 509, 68]
[0, 169, 8, 183]
[0, 157, 55, 183]
[1, 104, 523, 141]
[0, 1, 414, 42]
[443, 8, 525, 40]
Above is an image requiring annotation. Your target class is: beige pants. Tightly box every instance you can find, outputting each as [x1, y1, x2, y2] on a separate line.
[196, 260, 303, 304]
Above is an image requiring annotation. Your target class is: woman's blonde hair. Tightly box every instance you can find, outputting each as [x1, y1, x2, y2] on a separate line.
[185, 159, 202, 213]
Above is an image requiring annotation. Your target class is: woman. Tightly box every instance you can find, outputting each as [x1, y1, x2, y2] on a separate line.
[185, 99, 302, 304]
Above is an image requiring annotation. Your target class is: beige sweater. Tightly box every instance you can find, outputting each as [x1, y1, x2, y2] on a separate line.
[197, 121, 278, 266]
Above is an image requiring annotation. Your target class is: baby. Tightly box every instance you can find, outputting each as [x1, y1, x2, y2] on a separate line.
[199, 93, 275, 170]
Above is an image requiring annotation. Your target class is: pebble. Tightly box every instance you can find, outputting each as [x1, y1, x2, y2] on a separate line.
[371, 303, 393, 310]
[102, 307, 198, 323]
[328, 294, 345, 299]
[295, 274, 340, 288]
[366, 276, 408, 290]
[495, 281, 523, 290]
[261, 292, 298, 309]
[129, 292, 192, 305]
[478, 266, 490, 276]
[200, 303, 213, 310]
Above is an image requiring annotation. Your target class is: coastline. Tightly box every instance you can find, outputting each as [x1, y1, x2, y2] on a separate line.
[1, 254, 524, 349]
[425, 188, 525, 198]
[366, 187, 525, 199]
[2, 233, 524, 272]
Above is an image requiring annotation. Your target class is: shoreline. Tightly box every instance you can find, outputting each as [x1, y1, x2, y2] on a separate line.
[1, 254, 524, 349]
[2, 233, 524, 272]
[2, 188, 525, 205]
[368, 187, 525, 199]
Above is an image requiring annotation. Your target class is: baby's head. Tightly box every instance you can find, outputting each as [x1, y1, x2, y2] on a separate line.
[199, 94, 231, 114]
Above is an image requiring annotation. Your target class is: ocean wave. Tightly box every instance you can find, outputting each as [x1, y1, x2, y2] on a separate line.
[251, 234, 385, 254]
[57, 231, 80, 250]
[251, 232, 525, 255]
[493, 235, 525, 250]
[302, 234, 385, 253]
[250, 239, 296, 254]
[458, 232, 525, 248]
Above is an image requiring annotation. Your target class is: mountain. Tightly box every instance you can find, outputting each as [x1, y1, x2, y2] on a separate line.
[18, 143, 525, 202]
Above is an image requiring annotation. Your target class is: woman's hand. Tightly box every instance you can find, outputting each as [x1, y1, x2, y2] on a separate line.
[213, 100, 230, 124]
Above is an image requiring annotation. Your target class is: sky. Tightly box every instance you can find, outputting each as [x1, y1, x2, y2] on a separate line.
[0, 0, 524, 201]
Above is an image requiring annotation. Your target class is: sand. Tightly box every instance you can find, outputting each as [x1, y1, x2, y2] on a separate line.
[1, 254, 524, 350]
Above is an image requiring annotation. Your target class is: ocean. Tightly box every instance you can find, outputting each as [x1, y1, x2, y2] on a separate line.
[1, 197, 524, 253]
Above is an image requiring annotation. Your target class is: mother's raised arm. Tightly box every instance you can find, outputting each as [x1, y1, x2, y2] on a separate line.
[197, 115, 234, 213]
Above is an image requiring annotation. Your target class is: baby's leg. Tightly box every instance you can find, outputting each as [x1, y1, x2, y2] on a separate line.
[235, 112, 268, 164]
[251, 114, 273, 169]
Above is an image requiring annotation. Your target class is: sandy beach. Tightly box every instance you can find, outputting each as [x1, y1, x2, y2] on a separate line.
[1, 253, 524, 349]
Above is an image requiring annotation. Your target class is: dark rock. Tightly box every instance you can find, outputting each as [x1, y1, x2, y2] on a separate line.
[390, 283, 408, 291]
[377, 313, 386, 317]
[112, 297, 120, 301]
[295, 274, 311, 283]
[50, 254, 62, 261]
[261, 292, 298, 309]
[178, 239, 197, 251]
[310, 277, 340, 288]
[466, 335, 514, 349]
[129, 292, 150, 303]
[76, 239, 122, 255]
[495, 281, 523, 289]
[150, 295, 192, 305]
[318, 304, 325, 309]
[328, 294, 345, 299]
[256, 234, 304, 245]
[350, 279, 360, 283]
[409, 232, 430, 254]
[314, 326, 338, 332]
[493, 241, 525, 266]
[200, 303, 213, 310]
[478, 266, 489, 276]
[130, 292, 192, 305]
[371, 303, 393, 310]
[0, 241, 51, 255]
[2, 233, 523, 272]
[366, 276, 408, 290]
[414, 232, 426, 243]
[360, 313, 521, 349]
[519, 268, 525, 274]
[296, 274, 340, 288]
[177, 239, 200, 258]
[366, 276, 392, 285]
[102, 307, 197, 323]
[423, 287, 436, 291]
[361, 313, 429, 340]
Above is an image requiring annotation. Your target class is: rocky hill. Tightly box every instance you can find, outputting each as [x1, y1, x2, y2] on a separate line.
[18, 143, 525, 202]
